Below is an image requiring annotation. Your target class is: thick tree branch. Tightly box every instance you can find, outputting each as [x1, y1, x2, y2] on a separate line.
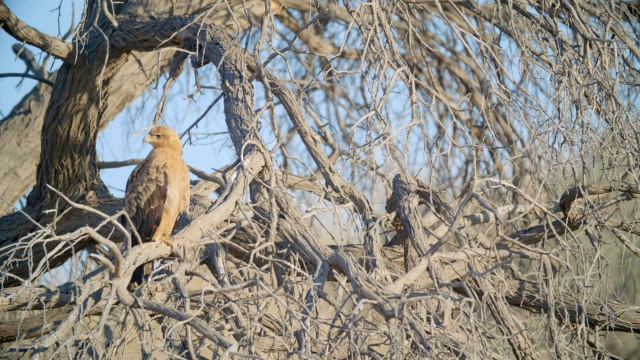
[503, 279, 640, 333]
[1, 0, 639, 356]
[0, 1, 75, 64]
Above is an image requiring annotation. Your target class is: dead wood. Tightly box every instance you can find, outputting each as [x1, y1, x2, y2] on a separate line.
[1, 0, 639, 358]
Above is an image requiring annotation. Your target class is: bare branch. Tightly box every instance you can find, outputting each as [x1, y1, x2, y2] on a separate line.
[0, 72, 54, 86]
[0, 1, 75, 64]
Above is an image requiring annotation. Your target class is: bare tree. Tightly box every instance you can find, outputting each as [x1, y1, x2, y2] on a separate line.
[1, 0, 639, 358]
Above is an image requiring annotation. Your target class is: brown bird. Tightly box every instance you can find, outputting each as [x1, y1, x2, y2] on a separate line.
[123, 125, 190, 288]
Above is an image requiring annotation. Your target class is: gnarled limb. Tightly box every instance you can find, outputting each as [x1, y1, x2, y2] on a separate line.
[0, 1, 75, 63]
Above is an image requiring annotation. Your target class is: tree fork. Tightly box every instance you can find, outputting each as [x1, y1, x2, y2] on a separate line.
[28, 55, 128, 208]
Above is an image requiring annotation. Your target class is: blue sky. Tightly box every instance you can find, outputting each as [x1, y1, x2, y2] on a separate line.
[0, 0, 74, 116]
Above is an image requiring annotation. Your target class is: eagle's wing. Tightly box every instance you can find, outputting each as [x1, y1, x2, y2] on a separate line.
[123, 157, 168, 246]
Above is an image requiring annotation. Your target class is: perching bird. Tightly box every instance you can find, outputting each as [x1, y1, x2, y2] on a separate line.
[123, 125, 190, 288]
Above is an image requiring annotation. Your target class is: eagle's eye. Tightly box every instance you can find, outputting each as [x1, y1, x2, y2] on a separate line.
[155, 134, 161, 138]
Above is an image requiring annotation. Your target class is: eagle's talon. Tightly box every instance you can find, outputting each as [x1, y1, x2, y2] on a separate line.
[156, 235, 172, 247]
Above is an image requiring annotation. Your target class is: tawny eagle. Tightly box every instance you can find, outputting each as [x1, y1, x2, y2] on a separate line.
[123, 125, 190, 287]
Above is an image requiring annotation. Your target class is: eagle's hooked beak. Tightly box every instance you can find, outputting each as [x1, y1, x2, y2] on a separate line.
[143, 134, 151, 144]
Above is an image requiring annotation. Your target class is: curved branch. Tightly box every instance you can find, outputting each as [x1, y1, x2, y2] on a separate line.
[0, 72, 54, 86]
[11, 44, 45, 77]
[0, 1, 75, 64]
[503, 279, 640, 333]
[128, 295, 238, 350]
[559, 181, 639, 214]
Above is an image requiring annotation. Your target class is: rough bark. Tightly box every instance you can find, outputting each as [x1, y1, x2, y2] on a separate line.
[1, 0, 639, 358]
[0, 0, 280, 214]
